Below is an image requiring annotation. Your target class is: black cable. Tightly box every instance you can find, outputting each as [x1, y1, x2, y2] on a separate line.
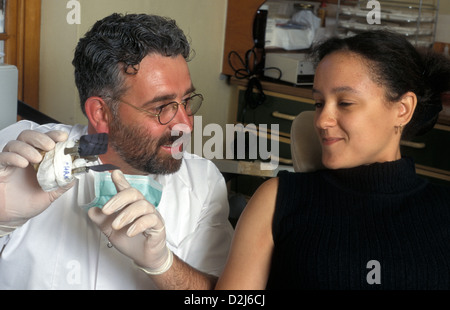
[227, 46, 282, 123]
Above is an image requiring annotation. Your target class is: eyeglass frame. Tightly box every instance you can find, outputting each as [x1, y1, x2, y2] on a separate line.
[112, 93, 203, 125]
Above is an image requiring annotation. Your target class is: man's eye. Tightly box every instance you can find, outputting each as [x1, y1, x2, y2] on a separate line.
[151, 103, 170, 113]
[146, 106, 160, 114]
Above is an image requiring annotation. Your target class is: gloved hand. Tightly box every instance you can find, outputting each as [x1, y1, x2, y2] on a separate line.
[88, 170, 172, 275]
[0, 130, 76, 234]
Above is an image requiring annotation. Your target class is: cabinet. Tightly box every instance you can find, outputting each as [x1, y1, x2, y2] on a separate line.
[234, 81, 315, 165]
[222, 0, 265, 77]
[335, 0, 440, 48]
[400, 124, 450, 186]
[217, 76, 315, 170]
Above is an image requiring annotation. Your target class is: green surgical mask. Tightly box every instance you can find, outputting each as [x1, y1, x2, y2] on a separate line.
[79, 171, 163, 211]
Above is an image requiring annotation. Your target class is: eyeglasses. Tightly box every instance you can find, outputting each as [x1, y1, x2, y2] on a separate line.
[118, 93, 203, 125]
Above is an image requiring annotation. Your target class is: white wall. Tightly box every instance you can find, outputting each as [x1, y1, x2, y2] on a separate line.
[39, 0, 236, 150]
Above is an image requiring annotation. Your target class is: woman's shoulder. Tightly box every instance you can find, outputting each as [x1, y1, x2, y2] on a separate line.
[243, 177, 279, 215]
[277, 170, 321, 190]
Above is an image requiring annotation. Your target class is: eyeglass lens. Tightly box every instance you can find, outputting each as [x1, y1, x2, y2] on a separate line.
[159, 94, 203, 125]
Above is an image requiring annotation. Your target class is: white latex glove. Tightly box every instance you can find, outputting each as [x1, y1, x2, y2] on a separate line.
[88, 170, 172, 275]
[0, 130, 76, 233]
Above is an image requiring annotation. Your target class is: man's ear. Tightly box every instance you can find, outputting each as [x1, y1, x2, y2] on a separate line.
[396, 91, 417, 126]
[85, 97, 111, 133]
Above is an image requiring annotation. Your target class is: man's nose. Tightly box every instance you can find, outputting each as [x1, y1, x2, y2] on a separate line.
[169, 105, 194, 133]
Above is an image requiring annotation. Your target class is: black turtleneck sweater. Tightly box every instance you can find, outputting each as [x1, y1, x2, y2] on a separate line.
[267, 157, 450, 289]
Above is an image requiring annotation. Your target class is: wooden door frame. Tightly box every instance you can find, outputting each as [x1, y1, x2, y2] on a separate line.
[1, 0, 41, 109]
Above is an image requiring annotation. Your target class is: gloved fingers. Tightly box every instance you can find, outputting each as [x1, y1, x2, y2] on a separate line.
[44, 130, 69, 143]
[48, 179, 77, 201]
[101, 187, 145, 215]
[87, 205, 113, 236]
[2, 140, 45, 165]
[111, 199, 156, 231]
[111, 169, 131, 192]
[87, 206, 104, 226]
[15, 130, 60, 152]
[0, 151, 31, 170]
[126, 212, 164, 238]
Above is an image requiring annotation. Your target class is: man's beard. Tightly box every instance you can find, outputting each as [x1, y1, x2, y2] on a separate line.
[108, 116, 183, 175]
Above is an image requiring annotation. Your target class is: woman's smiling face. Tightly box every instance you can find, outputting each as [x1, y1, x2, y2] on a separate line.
[312, 51, 403, 170]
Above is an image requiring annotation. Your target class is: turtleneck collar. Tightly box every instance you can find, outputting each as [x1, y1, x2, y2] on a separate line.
[321, 157, 426, 195]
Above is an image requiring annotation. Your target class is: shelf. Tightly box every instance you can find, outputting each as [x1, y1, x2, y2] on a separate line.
[335, 0, 440, 48]
[229, 76, 314, 100]
[211, 158, 294, 178]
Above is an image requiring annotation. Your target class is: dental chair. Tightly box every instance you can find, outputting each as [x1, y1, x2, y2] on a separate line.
[290, 110, 325, 172]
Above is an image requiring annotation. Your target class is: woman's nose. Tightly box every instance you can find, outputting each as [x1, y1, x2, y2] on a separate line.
[315, 104, 337, 130]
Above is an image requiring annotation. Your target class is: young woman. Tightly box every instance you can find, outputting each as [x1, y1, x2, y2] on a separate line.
[216, 30, 450, 290]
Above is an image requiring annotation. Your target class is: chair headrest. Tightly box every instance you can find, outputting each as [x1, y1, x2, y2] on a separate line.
[290, 111, 325, 172]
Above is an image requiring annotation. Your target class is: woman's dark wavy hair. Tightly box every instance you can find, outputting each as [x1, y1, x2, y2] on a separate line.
[310, 30, 450, 139]
[72, 13, 192, 116]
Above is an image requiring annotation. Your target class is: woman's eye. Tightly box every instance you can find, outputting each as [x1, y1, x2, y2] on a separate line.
[314, 102, 324, 109]
[339, 102, 353, 107]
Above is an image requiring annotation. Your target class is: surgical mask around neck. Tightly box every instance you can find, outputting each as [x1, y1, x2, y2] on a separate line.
[78, 171, 163, 212]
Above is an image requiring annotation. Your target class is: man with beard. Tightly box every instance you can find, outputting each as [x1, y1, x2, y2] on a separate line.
[0, 13, 233, 289]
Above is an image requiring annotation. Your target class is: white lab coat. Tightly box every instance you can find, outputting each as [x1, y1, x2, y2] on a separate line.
[0, 121, 234, 289]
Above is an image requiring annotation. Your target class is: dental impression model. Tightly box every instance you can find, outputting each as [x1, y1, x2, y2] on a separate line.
[35, 133, 119, 191]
